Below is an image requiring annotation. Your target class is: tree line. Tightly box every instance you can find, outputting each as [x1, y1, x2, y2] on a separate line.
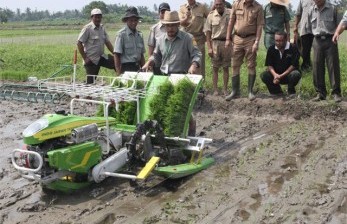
[1, 0, 346, 24]
[0, 1, 157, 23]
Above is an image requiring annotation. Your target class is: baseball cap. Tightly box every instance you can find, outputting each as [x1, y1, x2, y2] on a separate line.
[91, 8, 102, 16]
[158, 3, 170, 13]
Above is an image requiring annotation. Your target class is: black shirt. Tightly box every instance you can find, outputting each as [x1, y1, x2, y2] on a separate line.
[265, 42, 300, 74]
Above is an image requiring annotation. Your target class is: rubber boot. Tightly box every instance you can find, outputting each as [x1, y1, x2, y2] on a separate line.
[248, 74, 256, 101]
[225, 75, 240, 101]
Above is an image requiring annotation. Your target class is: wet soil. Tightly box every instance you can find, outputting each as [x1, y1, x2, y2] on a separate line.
[0, 95, 346, 224]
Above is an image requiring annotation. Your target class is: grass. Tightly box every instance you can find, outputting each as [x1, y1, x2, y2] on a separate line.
[0, 23, 347, 98]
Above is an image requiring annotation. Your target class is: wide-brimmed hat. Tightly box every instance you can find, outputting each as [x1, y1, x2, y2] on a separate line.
[91, 8, 102, 16]
[161, 11, 180, 24]
[158, 3, 170, 13]
[270, 0, 289, 6]
[122, 7, 142, 22]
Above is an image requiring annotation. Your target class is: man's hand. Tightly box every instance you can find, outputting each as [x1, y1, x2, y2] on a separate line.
[273, 73, 281, 84]
[208, 48, 213, 57]
[141, 61, 153, 72]
[332, 33, 339, 44]
[188, 62, 198, 74]
[185, 9, 191, 18]
[225, 39, 231, 48]
[84, 57, 93, 66]
[252, 41, 259, 54]
[293, 29, 298, 44]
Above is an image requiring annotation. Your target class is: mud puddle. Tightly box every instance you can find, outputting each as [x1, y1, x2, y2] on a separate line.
[1, 97, 347, 224]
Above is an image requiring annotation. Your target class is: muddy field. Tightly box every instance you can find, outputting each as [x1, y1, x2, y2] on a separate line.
[0, 95, 346, 224]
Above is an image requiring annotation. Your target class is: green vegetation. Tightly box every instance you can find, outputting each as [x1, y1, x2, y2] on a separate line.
[164, 78, 196, 136]
[0, 1, 156, 23]
[148, 80, 174, 128]
[0, 24, 346, 98]
[96, 101, 137, 125]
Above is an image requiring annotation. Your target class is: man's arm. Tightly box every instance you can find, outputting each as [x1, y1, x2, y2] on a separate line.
[188, 40, 202, 74]
[77, 41, 91, 64]
[205, 30, 213, 57]
[253, 24, 262, 52]
[179, 6, 191, 27]
[142, 44, 161, 71]
[148, 27, 156, 56]
[140, 54, 145, 67]
[77, 41, 86, 60]
[293, 1, 303, 43]
[225, 12, 235, 47]
[114, 53, 121, 75]
[105, 40, 114, 54]
[148, 46, 155, 57]
[333, 22, 347, 43]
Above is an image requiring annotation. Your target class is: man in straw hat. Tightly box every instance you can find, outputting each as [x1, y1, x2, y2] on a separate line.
[263, 0, 290, 49]
[114, 7, 145, 75]
[225, 0, 264, 101]
[77, 8, 115, 84]
[148, 2, 171, 75]
[142, 11, 201, 75]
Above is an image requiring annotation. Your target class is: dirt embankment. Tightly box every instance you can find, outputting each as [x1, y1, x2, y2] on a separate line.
[0, 96, 346, 224]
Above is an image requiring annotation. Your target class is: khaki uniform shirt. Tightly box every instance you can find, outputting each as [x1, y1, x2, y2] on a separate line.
[296, 0, 315, 36]
[263, 3, 290, 34]
[150, 30, 201, 74]
[341, 10, 347, 26]
[114, 25, 145, 64]
[308, 1, 338, 36]
[204, 8, 231, 40]
[77, 22, 110, 65]
[179, 2, 209, 39]
[148, 21, 166, 48]
[232, 0, 264, 37]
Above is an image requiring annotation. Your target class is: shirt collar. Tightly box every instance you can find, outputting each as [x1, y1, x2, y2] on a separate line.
[275, 42, 290, 51]
[125, 25, 138, 36]
[242, 0, 256, 7]
[158, 21, 165, 28]
[185, 2, 198, 8]
[91, 22, 103, 29]
[165, 30, 183, 41]
[213, 9, 225, 16]
[313, 0, 331, 11]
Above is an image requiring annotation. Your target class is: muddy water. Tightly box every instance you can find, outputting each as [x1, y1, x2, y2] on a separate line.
[1, 97, 347, 224]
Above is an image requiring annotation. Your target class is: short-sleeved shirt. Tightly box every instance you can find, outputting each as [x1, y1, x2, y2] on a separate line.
[204, 8, 231, 40]
[77, 22, 110, 64]
[263, 3, 290, 34]
[231, 0, 264, 37]
[296, 0, 314, 36]
[265, 42, 300, 74]
[114, 25, 145, 64]
[150, 30, 201, 74]
[179, 2, 209, 37]
[148, 22, 166, 48]
[340, 10, 347, 27]
[308, 1, 338, 36]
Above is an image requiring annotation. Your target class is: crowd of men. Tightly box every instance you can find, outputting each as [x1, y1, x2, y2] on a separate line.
[77, 0, 347, 102]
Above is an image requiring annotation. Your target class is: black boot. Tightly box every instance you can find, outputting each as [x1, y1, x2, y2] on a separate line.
[225, 75, 240, 101]
[248, 74, 256, 101]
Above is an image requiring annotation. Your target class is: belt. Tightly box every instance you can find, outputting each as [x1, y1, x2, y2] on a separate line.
[314, 34, 333, 40]
[122, 62, 139, 66]
[212, 38, 226, 41]
[235, 33, 256, 38]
